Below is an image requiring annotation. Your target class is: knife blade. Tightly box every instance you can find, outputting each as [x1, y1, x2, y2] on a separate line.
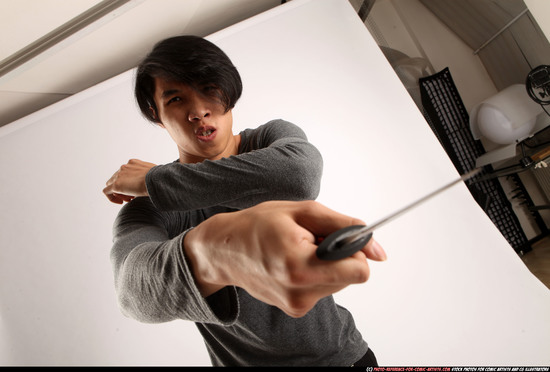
[316, 168, 482, 260]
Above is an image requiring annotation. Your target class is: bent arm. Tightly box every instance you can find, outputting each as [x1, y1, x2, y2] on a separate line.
[110, 197, 238, 324]
[145, 120, 323, 211]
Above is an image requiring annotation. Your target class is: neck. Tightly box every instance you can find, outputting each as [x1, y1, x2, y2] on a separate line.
[179, 134, 241, 164]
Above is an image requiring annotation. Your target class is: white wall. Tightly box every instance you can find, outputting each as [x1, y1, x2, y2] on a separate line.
[1, 0, 549, 366]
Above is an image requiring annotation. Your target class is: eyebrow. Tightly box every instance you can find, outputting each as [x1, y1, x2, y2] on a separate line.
[160, 89, 180, 99]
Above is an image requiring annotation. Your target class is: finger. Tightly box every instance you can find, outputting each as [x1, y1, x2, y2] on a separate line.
[105, 193, 123, 204]
[294, 202, 387, 261]
[105, 169, 120, 186]
[115, 193, 135, 202]
[293, 201, 365, 238]
[361, 238, 387, 261]
[103, 183, 133, 204]
[106, 194, 134, 204]
[303, 239, 371, 285]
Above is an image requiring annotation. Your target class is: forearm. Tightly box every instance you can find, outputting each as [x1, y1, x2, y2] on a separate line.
[146, 140, 322, 211]
[146, 121, 324, 212]
[113, 234, 238, 325]
[110, 200, 238, 325]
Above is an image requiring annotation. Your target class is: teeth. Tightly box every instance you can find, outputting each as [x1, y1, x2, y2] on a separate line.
[201, 130, 212, 136]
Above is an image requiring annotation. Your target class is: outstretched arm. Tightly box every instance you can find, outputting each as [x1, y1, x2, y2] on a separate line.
[112, 198, 386, 322]
[184, 200, 387, 318]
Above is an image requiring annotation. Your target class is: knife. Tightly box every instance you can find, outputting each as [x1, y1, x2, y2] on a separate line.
[316, 168, 482, 260]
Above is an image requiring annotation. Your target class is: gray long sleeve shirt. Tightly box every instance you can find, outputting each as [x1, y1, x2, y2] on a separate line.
[110, 119, 368, 366]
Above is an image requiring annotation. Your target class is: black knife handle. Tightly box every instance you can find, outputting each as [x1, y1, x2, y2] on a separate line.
[316, 225, 373, 261]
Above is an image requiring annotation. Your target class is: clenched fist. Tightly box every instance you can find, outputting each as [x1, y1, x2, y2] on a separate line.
[103, 159, 156, 204]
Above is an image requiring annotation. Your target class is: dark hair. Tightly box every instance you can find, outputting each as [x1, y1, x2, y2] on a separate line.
[135, 35, 243, 123]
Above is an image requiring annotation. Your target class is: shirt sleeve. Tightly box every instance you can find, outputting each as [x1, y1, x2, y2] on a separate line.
[110, 197, 239, 325]
[145, 119, 323, 211]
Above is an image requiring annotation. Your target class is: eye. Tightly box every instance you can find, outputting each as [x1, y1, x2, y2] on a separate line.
[167, 96, 181, 105]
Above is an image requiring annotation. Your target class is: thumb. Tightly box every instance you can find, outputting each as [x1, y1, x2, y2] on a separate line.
[293, 202, 365, 238]
[361, 238, 387, 262]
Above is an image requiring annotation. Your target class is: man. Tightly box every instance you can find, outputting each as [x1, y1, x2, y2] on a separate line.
[103, 35, 386, 366]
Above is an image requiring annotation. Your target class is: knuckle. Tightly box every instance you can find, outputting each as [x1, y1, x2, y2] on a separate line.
[111, 178, 122, 189]
[287, 269, 307, 286]
[300, 200, 319, 214]
[281, 259, 307, 286]
[283, 292, 314, 318]
[355, 265, 370, 283]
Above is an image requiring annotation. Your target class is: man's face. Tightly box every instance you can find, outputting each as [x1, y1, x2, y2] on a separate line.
[153, 77, 238, 164]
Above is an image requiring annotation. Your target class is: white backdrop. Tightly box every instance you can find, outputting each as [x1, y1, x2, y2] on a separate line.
[1, 0, 549, 366]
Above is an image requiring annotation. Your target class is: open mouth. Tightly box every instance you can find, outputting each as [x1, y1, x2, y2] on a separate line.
[196, 126, 217, 141]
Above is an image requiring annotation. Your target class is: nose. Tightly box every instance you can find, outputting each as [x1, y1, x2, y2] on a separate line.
[188, 98, 211, 122]
[188, 111, 210, 122]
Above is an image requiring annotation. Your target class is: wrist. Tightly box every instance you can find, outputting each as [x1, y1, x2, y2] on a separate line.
[183, 226, 226, 297]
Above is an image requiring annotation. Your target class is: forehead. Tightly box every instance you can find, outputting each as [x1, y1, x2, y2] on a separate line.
[153, 77, 192, 99]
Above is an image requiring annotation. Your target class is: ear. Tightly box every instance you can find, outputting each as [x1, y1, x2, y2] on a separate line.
[149, 106, 164, 127]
